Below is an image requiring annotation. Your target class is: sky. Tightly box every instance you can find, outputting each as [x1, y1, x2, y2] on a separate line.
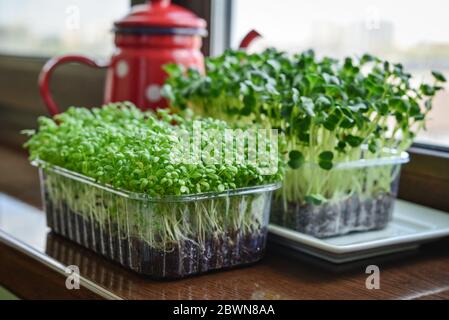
[232, 0, 449, 49]
[0, 0, 129, 35]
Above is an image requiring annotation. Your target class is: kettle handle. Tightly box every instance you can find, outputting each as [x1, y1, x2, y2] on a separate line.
[238, 29, 262, 49]
[38, 55, 109, 116]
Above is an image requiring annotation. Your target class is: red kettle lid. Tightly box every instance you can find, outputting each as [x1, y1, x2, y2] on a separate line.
[115, 0, 207, 32]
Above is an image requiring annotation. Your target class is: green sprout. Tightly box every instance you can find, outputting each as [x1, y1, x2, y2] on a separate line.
[162, 48, 446, 207]
[24, 103, 282, 250]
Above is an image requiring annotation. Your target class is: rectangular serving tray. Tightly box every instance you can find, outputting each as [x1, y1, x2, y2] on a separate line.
[268, 200, 449, 263]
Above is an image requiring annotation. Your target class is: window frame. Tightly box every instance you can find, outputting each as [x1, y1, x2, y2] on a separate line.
[398, 145, 449, 212]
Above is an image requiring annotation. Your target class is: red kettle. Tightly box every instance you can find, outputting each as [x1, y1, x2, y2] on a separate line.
[39, 0, 207, 115]
[39, 0, 261, 116]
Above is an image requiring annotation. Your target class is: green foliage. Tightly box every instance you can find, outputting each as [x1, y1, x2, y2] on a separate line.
[288, 150, 304, 169]
[162, 48, 446, 204]
[163, 48, 445, 157]
[24, 102, 282, 197]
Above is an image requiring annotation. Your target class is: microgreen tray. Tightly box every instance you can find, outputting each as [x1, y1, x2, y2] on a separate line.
[36, 161, 280, 279]
[271, 149, 409, 238]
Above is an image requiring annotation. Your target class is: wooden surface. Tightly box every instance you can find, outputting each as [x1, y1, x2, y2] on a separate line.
[1, 145, 449, 300]
[0, 242, 102, 300]
[42, 233, 449, 300]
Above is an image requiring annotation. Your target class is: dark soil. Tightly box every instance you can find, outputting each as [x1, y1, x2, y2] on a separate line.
[43, 196, 267, 279]
[271, 192, 395, 238]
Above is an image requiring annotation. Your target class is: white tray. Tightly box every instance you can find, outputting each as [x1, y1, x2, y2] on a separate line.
[268, 200, 449, 263]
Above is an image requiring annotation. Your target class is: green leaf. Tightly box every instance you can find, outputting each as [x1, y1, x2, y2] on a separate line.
[318, 160, 333, 170]
[336, 141, 346, 152]
[344, 135, 363, 147]
[289, 150, 304, 161]
[377, 102, 389, 115]
[298, 132, 310, 143]
[305, 73, 322, 88]
[420, 84, 436, 96]
[431, 71, 447, 82]
[408, 100, 420, 117]
[322, 73, 340, 85]
[323, 84, 343, 98]
[267, 59, 281, 72]
[348, 103, 367, 112]
[315, 96, 332, 108]
[300, 97, 315, 116]
[291, 88, 300, 104]
[242, 91, 256, 115]
[389, 97, 409, 112]
[239, 82, 249, 95]
[20, 129, 36, 136]
[163, 63, 184, 76]
[161, 84, 175, 101]
[288, 159, 303, 169]
[368, 140, 378, 153]
[340, 118, 355, 129]
[266, 83, 279, 95]
[394, 112, 404, 123]
[318, 151, 334, 161]
[288, 150, 305, 169]
[323, 114, 339, 131]
[280, 104, 293, 120]
[360, 53, 376, 64]
[414, 113, 425, 120]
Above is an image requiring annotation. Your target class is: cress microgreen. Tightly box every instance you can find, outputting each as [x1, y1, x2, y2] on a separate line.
[24, 102, 283, 197]
[24, 103, 282, 250]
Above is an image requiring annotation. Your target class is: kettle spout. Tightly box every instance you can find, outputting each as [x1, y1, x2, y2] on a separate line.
[238, 29, 262, 50]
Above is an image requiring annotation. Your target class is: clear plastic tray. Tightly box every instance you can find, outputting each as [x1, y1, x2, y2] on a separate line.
[271, 149, 409, 238]
[36, 162, 280, 279]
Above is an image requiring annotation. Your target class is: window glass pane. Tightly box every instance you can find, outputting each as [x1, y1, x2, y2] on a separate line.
[232, 0, 449, 148]
[0, 0, 130, 58]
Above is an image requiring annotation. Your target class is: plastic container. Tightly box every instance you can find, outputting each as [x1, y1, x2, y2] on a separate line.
[36, 162, 280, 279]
[271, 149, 409, 238]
